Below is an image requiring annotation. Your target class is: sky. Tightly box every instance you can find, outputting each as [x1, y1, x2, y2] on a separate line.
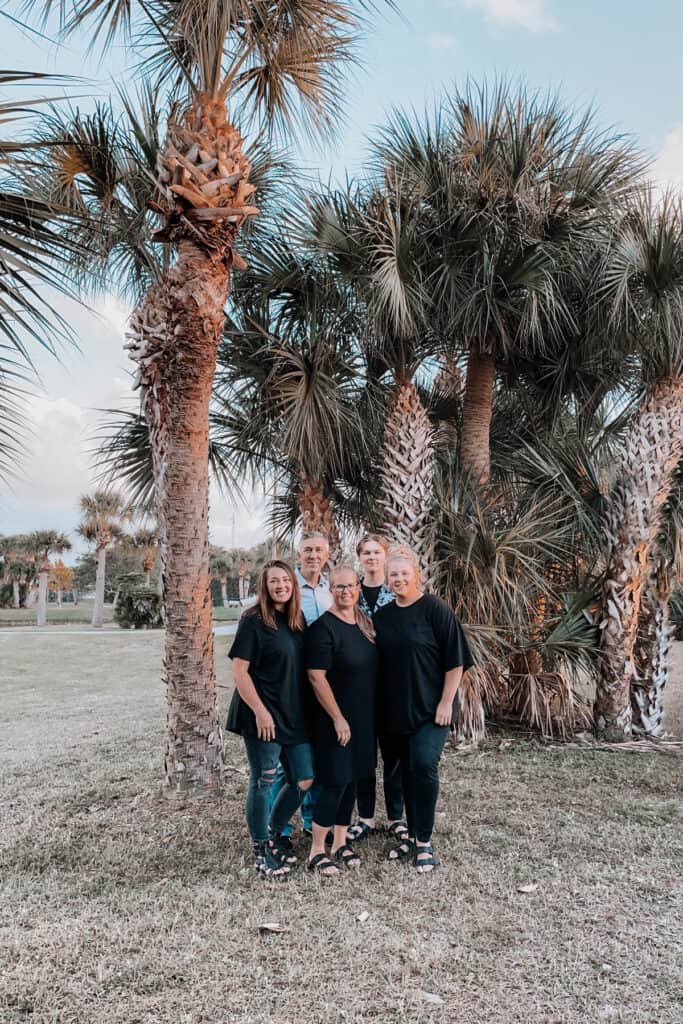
[1, 0, 683, 560]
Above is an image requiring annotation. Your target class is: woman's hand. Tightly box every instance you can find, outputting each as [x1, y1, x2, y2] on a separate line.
[334, 716, 351, 746]
[434, 699, 453, 727]
[255, 709, 276, 742]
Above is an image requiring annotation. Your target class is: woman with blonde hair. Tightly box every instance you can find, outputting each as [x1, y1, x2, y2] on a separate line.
[374, 547, 473, 873]
[227, 560, 313, 878]
[305, 563, 378, 875]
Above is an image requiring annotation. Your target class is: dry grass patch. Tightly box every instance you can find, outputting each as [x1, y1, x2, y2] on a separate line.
[1, 632, 682, 1023]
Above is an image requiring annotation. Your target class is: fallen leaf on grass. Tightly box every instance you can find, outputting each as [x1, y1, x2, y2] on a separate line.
[258, 922, 286, 934]
[418, 991, 444, 1005]
[357, 911, 369, 924]
[516, 883, 539, 894]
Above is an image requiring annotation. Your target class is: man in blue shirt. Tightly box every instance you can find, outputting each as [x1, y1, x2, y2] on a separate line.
[269, 531, 333, 843]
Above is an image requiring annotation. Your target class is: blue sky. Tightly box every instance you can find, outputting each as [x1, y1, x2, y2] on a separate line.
[2, 0, 683, 555]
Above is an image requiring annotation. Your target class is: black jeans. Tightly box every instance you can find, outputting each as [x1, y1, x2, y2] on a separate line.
[356, 735, 404, 821]
[382, 722, 449, 843]
[313, 782, 357, 829]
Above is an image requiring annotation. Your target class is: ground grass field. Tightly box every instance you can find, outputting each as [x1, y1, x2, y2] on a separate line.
[1, 631, 682, 1023]
[0, 602, 241, 626]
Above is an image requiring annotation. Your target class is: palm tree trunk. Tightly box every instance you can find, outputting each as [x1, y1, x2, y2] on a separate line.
[596, 376, 683, 739]
[12, 579, 20, 609]
[127, 239, 228, 791]
[92, 547, 106, 627]
[297, 475, 342, 562]
[57, 588, 63, 607]
[376, 378, 435, 577]
[36, 563, 49, 626]
[631, 554, 672, 737]
[459, 349, 496, 486]
[221, 579, 228, 608]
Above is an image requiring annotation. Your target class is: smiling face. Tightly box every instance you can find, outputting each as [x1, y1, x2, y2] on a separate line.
[387, 557, 421, 601]
[358, 540, 386, 577]
[298, 535, 329, 579]
[266, 566, 294, 607]
[330, 568, 360, 612]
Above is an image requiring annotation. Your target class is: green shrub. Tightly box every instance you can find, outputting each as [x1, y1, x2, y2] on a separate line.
[114, 587, 163, 630]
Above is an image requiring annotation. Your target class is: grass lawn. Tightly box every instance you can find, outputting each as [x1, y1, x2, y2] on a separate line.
[0, 602, 242, 627]
[1, 632, 682, 1023]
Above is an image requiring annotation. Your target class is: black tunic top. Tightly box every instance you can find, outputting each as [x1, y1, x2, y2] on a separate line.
[305, 611, 378, 786]
[226, 610, 308, 745]
[374, 593, 473, 736]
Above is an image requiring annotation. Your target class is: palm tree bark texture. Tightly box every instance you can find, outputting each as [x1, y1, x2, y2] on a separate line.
[126, 96, 254, 790]
[596, 377, 683, 739]
[377, 379, 435, 575]
[459, 349, 496, 486]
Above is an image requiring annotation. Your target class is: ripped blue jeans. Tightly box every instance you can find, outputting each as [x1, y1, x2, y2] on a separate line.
[242, 736, 315, 844]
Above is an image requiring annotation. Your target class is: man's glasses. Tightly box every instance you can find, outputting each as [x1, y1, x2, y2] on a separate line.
[331, 583, 358, 592]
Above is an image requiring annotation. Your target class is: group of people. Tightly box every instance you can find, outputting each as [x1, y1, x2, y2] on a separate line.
[226, 531, 473, 879]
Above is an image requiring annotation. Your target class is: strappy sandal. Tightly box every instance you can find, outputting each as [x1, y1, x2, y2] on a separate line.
[387, 820, 409, 843]
[254, 844, 289, 880]
[414, 844, 439, 873]
[334, 843, 361, 869]
[387, 838, 415, 862]
[347, 820, 375, 842]
[307, 852, 339, 876]
[269, 834, 297, 865]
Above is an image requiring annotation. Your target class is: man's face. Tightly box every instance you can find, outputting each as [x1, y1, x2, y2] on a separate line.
[298, 536, 329, 576]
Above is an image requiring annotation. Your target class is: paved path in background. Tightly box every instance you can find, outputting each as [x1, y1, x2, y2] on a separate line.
[0, 623, 239, 637]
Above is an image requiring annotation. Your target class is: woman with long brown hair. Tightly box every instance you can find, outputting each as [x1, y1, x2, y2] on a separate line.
[305, 564, 378, 876]
[227, 560, 314, 879]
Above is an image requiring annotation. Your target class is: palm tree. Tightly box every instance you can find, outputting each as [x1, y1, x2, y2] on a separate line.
[26, 1, 391, 787]
[209, 546, 232, 607]
[130, 524, 159, 586]
[594, 193, 683, 739]
[26, 530, 72, 625]
[77, 491, 131, 627]
[372, 79, 641, 486]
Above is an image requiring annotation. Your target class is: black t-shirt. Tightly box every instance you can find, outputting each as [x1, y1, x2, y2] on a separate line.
[361, 584, 382, 615]
[305, 612, 377, 785]
[226, 610, 308, 745]
[374, 593, 473, 736]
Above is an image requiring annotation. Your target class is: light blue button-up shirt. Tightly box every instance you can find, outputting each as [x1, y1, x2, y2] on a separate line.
[296, 566, 333, 625]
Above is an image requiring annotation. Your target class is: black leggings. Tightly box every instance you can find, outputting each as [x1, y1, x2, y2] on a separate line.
[382, 722, 449, 843]
[313, 782, 357, 829]
[356, 735, 404, 820]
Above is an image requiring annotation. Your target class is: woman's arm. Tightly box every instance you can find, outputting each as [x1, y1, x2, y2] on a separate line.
[232, 658, 276, 741]
[435, 666, 464, 726]
[307, 669, 351, 746]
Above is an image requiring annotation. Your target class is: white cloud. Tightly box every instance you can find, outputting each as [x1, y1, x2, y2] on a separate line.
[462, 0, 559, 33]
[426, 32, 457, 52]
[652, 124, 683, 194]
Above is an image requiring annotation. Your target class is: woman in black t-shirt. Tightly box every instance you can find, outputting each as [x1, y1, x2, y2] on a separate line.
[227, 560, 313, 878]
[374, 549, 473, 873]
[305, 564, 378, 876]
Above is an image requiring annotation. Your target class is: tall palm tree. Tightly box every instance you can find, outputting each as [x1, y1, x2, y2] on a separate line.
[26, 0, 392, 787]
[77, 491, 131, 627]
[372, 79, 641, 485]
[594, 193, 683, 739]
[26, 530, 72, 625]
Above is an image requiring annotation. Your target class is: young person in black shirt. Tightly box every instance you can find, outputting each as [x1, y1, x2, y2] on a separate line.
[374, 549, 473, 873]
[306, 565, 378, 876]
[348, 533, 406, 846]
[227, 560, 313, 878]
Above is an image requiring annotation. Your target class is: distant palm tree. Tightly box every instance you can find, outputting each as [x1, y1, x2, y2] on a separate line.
[595, 193, 683, 739]
[25, 0, 392, 788]
[77, 491, 131, 627]
[26, 530, 72, 625]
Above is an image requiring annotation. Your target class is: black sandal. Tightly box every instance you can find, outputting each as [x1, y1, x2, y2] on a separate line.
[387, 820, 409, 843]
[334, 844, 361, 868]
[388, 838, 415, 862]
[269, 833, 297, 865]
[414, 844, 439, 872]
[254, 843, 289, 879]
[347, 820, 375, 842]
[307, 852, 339, 876]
